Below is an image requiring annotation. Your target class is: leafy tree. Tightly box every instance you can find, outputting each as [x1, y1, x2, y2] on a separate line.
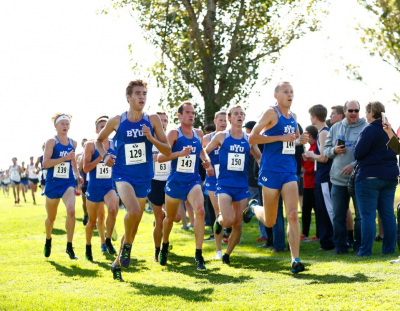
[358, 0, 400, 72]
[102, 0, 328, 126]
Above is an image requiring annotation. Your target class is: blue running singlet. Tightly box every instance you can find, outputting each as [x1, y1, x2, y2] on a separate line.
[87, 140, 116, 193]
[218, 130, 250, 188]
[168, 127, 201, 184]
[46, 136, 75, 183]
[315, 127, 333, 184]
[259, 106, 297, 174]
[112, 112, 154, 183]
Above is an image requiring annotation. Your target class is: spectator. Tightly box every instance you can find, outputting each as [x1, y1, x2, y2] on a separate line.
[354, 101, 398, 256]
[323, 100, 367, 254]
[301, 125, 318, 242]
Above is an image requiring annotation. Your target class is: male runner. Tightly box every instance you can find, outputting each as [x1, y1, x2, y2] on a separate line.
[9, 157, 23, 205]
[96, 80, 171, 281]
[20, 161, 28, 203]
[35, 143, 47, 189]
[244, 82, 309, 273]
[27, 156, 40, 204]
[157, 101, 212, 270]
[202, 111, 227, 259]
[206, 106, 261, 264]
[83, 116, 119, 261]
[42, 113, 83, 259]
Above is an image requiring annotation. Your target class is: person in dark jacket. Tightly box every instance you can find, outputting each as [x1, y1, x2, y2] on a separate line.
[354, 101, 399, 256]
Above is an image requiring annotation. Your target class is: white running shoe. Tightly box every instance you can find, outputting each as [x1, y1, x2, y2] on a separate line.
[390, 256, 400, 264]
[215, 250, 223, 260]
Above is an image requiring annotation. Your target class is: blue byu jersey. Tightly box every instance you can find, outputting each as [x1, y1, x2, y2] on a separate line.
[46, 136, 75, 184]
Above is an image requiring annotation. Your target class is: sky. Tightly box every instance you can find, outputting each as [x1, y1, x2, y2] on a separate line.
[1, 0, 399, 170]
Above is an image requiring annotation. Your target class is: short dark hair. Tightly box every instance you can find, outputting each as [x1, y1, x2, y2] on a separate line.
[177, 101, 193, 115]
[126, 79, 147, 97]
[204, 124, 216, 133]
[331, 105, 344, 117]
[308, 104, 327, 122]
[305, 125, 318, 140]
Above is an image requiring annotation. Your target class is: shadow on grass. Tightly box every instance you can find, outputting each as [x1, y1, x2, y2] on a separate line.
[291, 272, 378, 284]
[228, 254, 297, 273]
[92, 257, 150, 273]
[129, 281, 213, 302]
[48, 261, 100, 278]
[165, 254, 252, 284]
[51, 228, 67, 235]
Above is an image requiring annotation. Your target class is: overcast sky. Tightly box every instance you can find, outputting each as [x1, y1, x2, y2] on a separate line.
[1, 0, 399, 169]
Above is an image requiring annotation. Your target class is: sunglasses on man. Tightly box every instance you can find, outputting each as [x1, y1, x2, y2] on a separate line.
[347, 109, 359, 113]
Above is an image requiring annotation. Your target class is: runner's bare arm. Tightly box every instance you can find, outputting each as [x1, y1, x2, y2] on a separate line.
[83, 141, 101, 174]
[157, 130, 190, 163]
[148, 114, 171, 156]
[249, 109, 291, 144]
[205, 132, 224, 154]
[96, 115, 120, 160]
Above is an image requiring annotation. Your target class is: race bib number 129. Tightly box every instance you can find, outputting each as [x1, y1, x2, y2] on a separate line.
[125, 142, 146, 165]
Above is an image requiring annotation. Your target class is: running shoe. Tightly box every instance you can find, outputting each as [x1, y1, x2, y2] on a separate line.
[222, 238, 241, 244]
[291, 258, 305, 273]
[101, 243, 107, 253]
[66, 248, 78, 260]
[390, 256, 400, 264]
[194, 256, 206, 270]
[112, 228, 118, 241]
[120, 243, 132, 268]
[111, 265, 124, 282]
[188, 223, 194, 229]
[243, 199, 257, 223]
[83, 215, 88, 226]
[106, 242, 117, 255]
[256, 237, 268, 242]
[204, 234, 215, 242]
[309, 236, 319, 242]
[159, 249, 168, 266]
[375, 236, 383, 242]
[33, 199, 36, 205]
[215, 250, 223, 260]
[85, 251, 93, 261]
[43, 244, 51, 258]
[222, 254, 230, 265]
[213, 216, 223, 235]
[181, 225, 190, 230]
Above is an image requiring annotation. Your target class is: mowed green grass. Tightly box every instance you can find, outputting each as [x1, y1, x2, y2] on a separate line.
[1, 189, 400, 311]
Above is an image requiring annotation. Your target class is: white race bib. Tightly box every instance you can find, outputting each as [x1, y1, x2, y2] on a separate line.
[282, 141, 295, 154]
[154, 161, 171, 176]
[11, 170, 20, 179]
[96, 163, 112, 179]
[227, 153, 245, 171]
[177, 155, 196, 173]
[214, 164, 220, 179]
[124, 142, 146, 165]
[42, 169, 47, 180]
[54, 162, 70, 179]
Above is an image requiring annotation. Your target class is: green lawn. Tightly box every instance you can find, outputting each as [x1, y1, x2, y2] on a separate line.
[1, 189, 400, 310]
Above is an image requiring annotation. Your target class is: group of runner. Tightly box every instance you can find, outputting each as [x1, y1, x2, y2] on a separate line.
[5, 79, 309, 281]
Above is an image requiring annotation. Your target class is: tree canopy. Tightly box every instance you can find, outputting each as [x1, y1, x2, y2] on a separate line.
[103, 0, 328, 126]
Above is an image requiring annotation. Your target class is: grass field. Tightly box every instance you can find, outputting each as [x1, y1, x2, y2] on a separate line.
[1, 190, 400, 311]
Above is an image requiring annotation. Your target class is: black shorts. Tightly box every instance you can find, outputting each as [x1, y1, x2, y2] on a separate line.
[11, 180, 20, 185]
[29, 178, 39, 184]
[148, 179, 166, 207]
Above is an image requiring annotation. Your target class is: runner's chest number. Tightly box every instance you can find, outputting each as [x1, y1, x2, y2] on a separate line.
[54, 162, 70, 178]
[282, 141, 295, 154]
[125, 142, 146, 165]
[96, 163, 112, 179]
[154, 161, 171, 176]
[227, 153, 245, 171]
[177, 155, 196, 173]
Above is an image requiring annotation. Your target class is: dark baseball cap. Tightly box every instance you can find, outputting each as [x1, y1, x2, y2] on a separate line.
[243, 121, 256, 130]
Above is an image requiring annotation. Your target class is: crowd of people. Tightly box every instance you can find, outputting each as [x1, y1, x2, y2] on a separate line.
[1, 79, 400, 282]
